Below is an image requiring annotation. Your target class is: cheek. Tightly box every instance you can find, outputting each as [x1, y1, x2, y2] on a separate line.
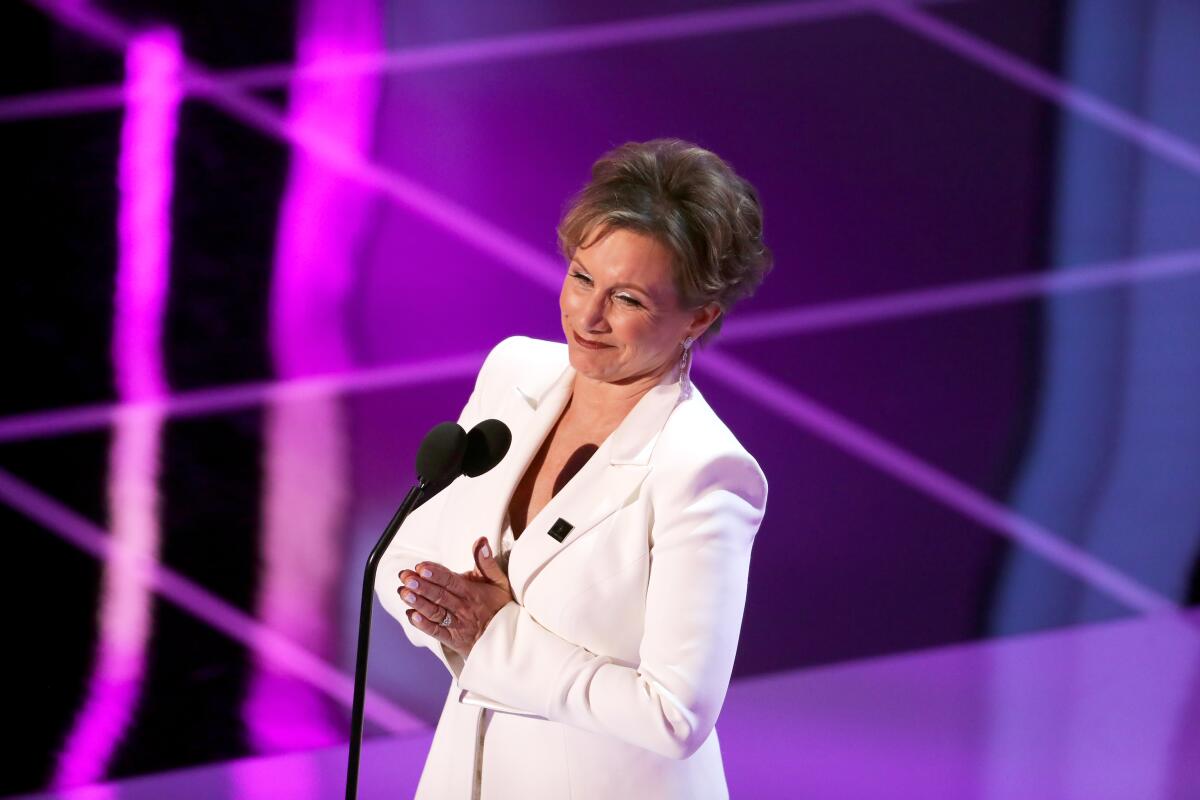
[559, 284, 574, 318]
[619, 316, 665, 352]
[633, 318, 685, 359]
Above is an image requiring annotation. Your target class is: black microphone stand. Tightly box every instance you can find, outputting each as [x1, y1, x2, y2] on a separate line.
[344, 479, 428, 800]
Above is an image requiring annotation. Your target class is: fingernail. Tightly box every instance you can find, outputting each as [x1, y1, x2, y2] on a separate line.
[420, 568, 433, 578]
[413, 612, 424, 623]
[480, 544, 490, 558]
[406, 579, 419, 590]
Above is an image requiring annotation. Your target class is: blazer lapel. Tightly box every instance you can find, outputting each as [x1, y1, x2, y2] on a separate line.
[507, 370, 685, 605]
[441, 357, 576, 571]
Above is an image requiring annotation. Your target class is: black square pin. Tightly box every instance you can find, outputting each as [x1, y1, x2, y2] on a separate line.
[547, 518, 574, 542]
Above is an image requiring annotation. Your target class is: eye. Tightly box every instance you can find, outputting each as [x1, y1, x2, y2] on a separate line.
[569, 270, 644, 308]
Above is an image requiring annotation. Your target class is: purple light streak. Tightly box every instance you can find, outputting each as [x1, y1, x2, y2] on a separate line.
[866, 0, 1200, 177]
[267, 2, 380, 379]
[219, 0, 940, 89]
[25, 0, 130, 49]
[184, 66, 564, 294]
[0, 350, 485, 443]
[112, 29, 178, 404]
[242, 0, 386, 764]
[1, 0, 959, 121]
[0, 83, 127, 122]
[721, 248, 1200, 341]
[0, 468, 426, 736]
[695, 350, 1189, 623]
[52, 27, 182, 790]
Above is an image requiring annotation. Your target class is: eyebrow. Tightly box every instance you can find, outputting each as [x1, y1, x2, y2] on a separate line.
[570, 257, 654, 299]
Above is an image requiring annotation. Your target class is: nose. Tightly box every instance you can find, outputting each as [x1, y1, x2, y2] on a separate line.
[581, 292, 611, 332]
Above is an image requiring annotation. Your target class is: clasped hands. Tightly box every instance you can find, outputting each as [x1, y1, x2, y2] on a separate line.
[398, 536, 514, 660]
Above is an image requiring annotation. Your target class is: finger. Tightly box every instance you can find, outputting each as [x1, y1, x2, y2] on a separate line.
[400, 568, 442, 589]
[473, 537, 509, 588]
[414, 560, 473, 599]
[399, 584, 452, 622]
[408, 608, 449, 641]
[400, 573, 466, 616]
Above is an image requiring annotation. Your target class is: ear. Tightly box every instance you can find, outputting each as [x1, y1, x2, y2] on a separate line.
[685, 302, 723, 342]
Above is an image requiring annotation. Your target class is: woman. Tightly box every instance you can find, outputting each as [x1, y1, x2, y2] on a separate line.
[375, 138, 772, 799]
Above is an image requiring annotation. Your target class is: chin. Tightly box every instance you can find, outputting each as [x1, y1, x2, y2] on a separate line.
[567, 346, 602, 371]
[567, 346, 619, 380]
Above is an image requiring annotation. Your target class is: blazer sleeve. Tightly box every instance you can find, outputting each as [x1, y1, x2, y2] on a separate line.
[373, 337, 518, 681]
[456, 451, 768, 759]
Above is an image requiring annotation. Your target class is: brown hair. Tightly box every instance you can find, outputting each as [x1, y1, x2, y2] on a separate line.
[557, 138, 772, 345]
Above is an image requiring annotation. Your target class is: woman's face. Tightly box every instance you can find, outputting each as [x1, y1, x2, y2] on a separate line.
[560, 227, 717, 386]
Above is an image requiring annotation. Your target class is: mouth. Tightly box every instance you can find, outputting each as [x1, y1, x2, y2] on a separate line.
[573, 331, 613, 349]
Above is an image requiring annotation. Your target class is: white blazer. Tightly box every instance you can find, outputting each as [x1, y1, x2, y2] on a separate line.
[375, 335, 768, 799]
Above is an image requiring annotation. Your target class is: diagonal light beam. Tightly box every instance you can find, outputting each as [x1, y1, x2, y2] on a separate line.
[0, 467, 426, 735]
[694, 351, 1188, 622]
[0, 350, 485, 444]
[0, 83, 127, 122]
[864, 0, 1200, 177]
[721, 248, 1200, 341]
[218, 0, 953, 89]
[1, 0, 961, 122]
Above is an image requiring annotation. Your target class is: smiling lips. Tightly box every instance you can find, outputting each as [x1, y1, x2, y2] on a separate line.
[573, 332, 613, 349]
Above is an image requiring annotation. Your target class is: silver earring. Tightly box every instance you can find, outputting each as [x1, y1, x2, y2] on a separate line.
[678, 336, 695, 397]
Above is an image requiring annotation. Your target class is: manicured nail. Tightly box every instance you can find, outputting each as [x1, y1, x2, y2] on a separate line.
[420, 568, 433, 578]
[480, 544, 490, 558]
[413, 612, 424, 623]
[406, 579, 419, 590]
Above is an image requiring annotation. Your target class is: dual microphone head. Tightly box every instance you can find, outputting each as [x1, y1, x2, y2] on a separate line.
[416, 418, 512, 491]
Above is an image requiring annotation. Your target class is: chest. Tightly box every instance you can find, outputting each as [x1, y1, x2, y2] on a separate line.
[506, 418, 611, 537]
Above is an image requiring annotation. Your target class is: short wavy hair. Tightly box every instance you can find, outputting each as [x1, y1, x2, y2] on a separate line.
[556, 138, 772, 345]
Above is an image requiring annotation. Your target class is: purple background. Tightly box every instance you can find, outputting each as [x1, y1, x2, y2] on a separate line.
[2, 0, 1198, 795]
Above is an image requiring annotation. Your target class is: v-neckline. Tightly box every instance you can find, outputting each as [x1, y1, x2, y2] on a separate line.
[503, 393, 613, 543]
[493, 349, 686, 562]
[505, 405, 572, 541]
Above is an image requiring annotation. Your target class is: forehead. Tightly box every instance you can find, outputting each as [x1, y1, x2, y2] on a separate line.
[573, 228, 678, 298]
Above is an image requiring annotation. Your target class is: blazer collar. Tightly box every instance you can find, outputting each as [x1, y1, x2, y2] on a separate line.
[512, 350, 687, 467]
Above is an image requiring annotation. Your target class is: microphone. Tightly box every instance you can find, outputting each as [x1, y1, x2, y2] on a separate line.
[417, 419, 512, 506]
[344, 418, 510, 799]
[464, 418, 512, 476]
[415, 420, 468, 486]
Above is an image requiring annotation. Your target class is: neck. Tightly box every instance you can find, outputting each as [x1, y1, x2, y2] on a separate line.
[567, 356, 677, 428]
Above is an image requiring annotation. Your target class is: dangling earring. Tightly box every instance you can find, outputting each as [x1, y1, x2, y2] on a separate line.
[678, 335, 695, 398]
